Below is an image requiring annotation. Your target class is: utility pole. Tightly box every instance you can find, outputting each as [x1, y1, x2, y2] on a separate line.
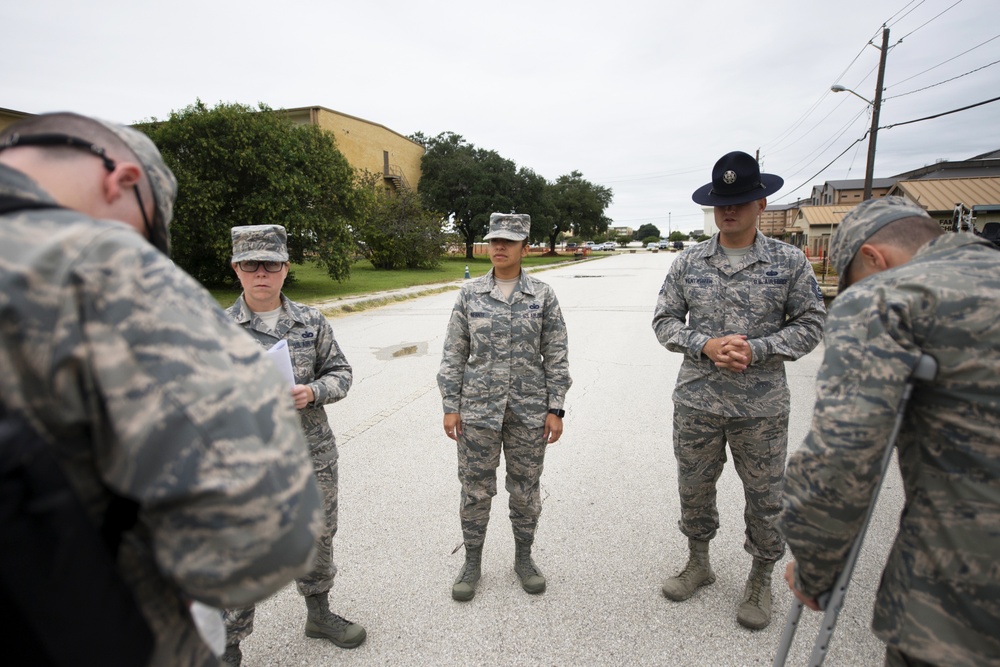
[864, 26, 890, 201]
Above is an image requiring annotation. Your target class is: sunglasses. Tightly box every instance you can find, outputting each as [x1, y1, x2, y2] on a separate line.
[237, 260, 285, 273]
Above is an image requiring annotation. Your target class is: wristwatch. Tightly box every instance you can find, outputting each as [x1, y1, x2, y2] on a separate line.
[548, 408, 566, 418]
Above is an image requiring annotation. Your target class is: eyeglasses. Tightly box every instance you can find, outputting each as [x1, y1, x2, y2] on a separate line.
[237, 260, 286, 273]
[0, 132, 158, 249]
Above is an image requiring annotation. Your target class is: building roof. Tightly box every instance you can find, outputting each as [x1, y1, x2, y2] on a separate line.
[282, 105, 423, 148]
[889, 177, 1000, 212]
[822, 177, 896, 190]
[799, 205, 855, 228]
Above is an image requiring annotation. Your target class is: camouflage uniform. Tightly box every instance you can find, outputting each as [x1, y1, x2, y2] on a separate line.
[0, 163, 322, 667]
[223, 236, 353, 645]
[652, 232, 825, 560]
[437, 268, 571, 548]
[782, 231, 1000, 666]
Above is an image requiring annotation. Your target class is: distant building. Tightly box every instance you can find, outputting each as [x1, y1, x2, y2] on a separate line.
[888, 176, 1000, 234]
[0, 104, 424, 192]
[282, 106, 424, 191]
[809, 178, 895, 206]
[0, 106, 32, 134]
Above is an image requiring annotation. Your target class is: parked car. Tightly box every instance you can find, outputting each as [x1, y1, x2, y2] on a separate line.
[565, 242, 578, 250]
[646, 242, 659, 250]
[658, 240, 670, 250]
[603, 242, 617, 251]
[672, 241, 685, 250]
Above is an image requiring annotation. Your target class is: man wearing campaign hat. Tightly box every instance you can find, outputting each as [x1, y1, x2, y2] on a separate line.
[652, 151, 826, 629]
[782, 196, 1000, 666]
[223, 225, 366, 665]
[0, 113, 321, 665]
[438, 212, 572, 602]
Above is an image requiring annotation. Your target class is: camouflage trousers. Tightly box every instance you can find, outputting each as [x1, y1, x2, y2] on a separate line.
[224, 462, 339, 646]
[458, 407, 547, 549]
[672, 404, 787, 562]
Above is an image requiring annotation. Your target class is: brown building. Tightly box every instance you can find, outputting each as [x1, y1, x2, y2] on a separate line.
[888, 176, 1000, 233]
[1, 104, 424, 193]
[0, 106, 32, 134]
[282, 106, 424, 191]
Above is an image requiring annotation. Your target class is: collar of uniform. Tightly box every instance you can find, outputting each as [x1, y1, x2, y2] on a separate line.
[916, 229, 993, 259]
[473, 269, 536, 297]
[231, 294, 254, 324]
[699, 231, 775, 266]
[277, 294, 310, 326]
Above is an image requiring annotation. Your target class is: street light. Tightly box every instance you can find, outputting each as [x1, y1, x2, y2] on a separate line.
[830, 84, 872, 105]
[831, 26, 889, 201]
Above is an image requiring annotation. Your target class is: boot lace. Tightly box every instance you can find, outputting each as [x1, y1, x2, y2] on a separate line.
[323, 611, 353, 630]
[516, 555, 540, 578]
[745, 576, 764, 607]
[457, 560, 479, 584]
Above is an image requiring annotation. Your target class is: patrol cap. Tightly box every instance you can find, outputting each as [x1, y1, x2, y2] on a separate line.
[483, 213, 530, 241]
[830, 196, 932, 291]
[231, 225, 289, 263]
[92, 118, 177, 235]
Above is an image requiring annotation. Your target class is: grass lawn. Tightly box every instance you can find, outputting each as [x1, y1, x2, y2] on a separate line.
[208, 253, 581, 308]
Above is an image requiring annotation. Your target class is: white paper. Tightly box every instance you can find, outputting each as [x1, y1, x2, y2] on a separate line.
[189, 601, 226, 657]
[266, 339, 295, 387]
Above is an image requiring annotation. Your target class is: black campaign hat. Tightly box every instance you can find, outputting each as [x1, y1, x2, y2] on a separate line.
[691, 151, 783, 206]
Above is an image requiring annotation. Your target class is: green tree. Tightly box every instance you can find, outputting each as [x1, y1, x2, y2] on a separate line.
[353, 173, 445, 270]
[548, 171, 613, 250]
[668, 230, 689, 242]
[634, 223, 661, 242]
[142, 100, 357, 287]
[415, 132, 521, 259]
[615, 235, 631, 247]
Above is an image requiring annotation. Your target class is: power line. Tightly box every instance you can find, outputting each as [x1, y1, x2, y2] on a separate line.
[895, 0, 966, 42]
[772, 135, 869, 203]
[886, 34, 1000, 90]
[885, 58, 1000, 100]
[774, 92, 1000, 200]
[882, 93, 1000, 128]
[885, 0, 927, 28]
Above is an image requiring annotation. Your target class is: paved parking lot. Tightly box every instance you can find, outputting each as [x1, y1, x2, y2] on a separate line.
[239, 251, 900, 666]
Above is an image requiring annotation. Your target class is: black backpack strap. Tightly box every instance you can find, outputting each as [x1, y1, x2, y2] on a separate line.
[0, 193, 63, 216]
[0, 403, 153, 666]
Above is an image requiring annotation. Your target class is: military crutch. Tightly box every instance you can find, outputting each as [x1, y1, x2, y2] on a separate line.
[772, 353, 938, 667]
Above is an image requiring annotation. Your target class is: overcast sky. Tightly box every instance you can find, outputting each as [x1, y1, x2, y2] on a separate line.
[5, 0, 999, 234]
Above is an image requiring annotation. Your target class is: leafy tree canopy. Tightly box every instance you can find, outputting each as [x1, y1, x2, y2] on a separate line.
[415, 132, 521, 259]
[142, 100, 357, 287]
[634, 223, 661, 241]
[548, 171, 614, 249]
[353, 173, 445, 270]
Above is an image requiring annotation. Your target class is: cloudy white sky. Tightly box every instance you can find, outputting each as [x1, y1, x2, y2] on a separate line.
[5, 0, 999, 234]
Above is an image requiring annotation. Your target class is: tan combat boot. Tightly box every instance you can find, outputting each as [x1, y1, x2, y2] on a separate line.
[452, 545, 483, 601]
[514, 541, 546, 594]
[304, 592, 367, 648]
[737, 559, 774, 630]
[662, 538, 716, 601]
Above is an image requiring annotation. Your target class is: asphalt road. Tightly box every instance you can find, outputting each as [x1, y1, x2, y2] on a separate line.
[240, 250, 902, 667]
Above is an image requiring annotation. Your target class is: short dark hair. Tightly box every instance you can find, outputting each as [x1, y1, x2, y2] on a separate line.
[848, 215, 943, 275]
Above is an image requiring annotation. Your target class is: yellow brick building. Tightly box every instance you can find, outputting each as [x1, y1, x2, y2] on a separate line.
[282, 106, 424, 191]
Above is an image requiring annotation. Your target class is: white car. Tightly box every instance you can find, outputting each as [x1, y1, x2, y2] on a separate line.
[602, 242, 617, 251]
[646, 242, 659, 250]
